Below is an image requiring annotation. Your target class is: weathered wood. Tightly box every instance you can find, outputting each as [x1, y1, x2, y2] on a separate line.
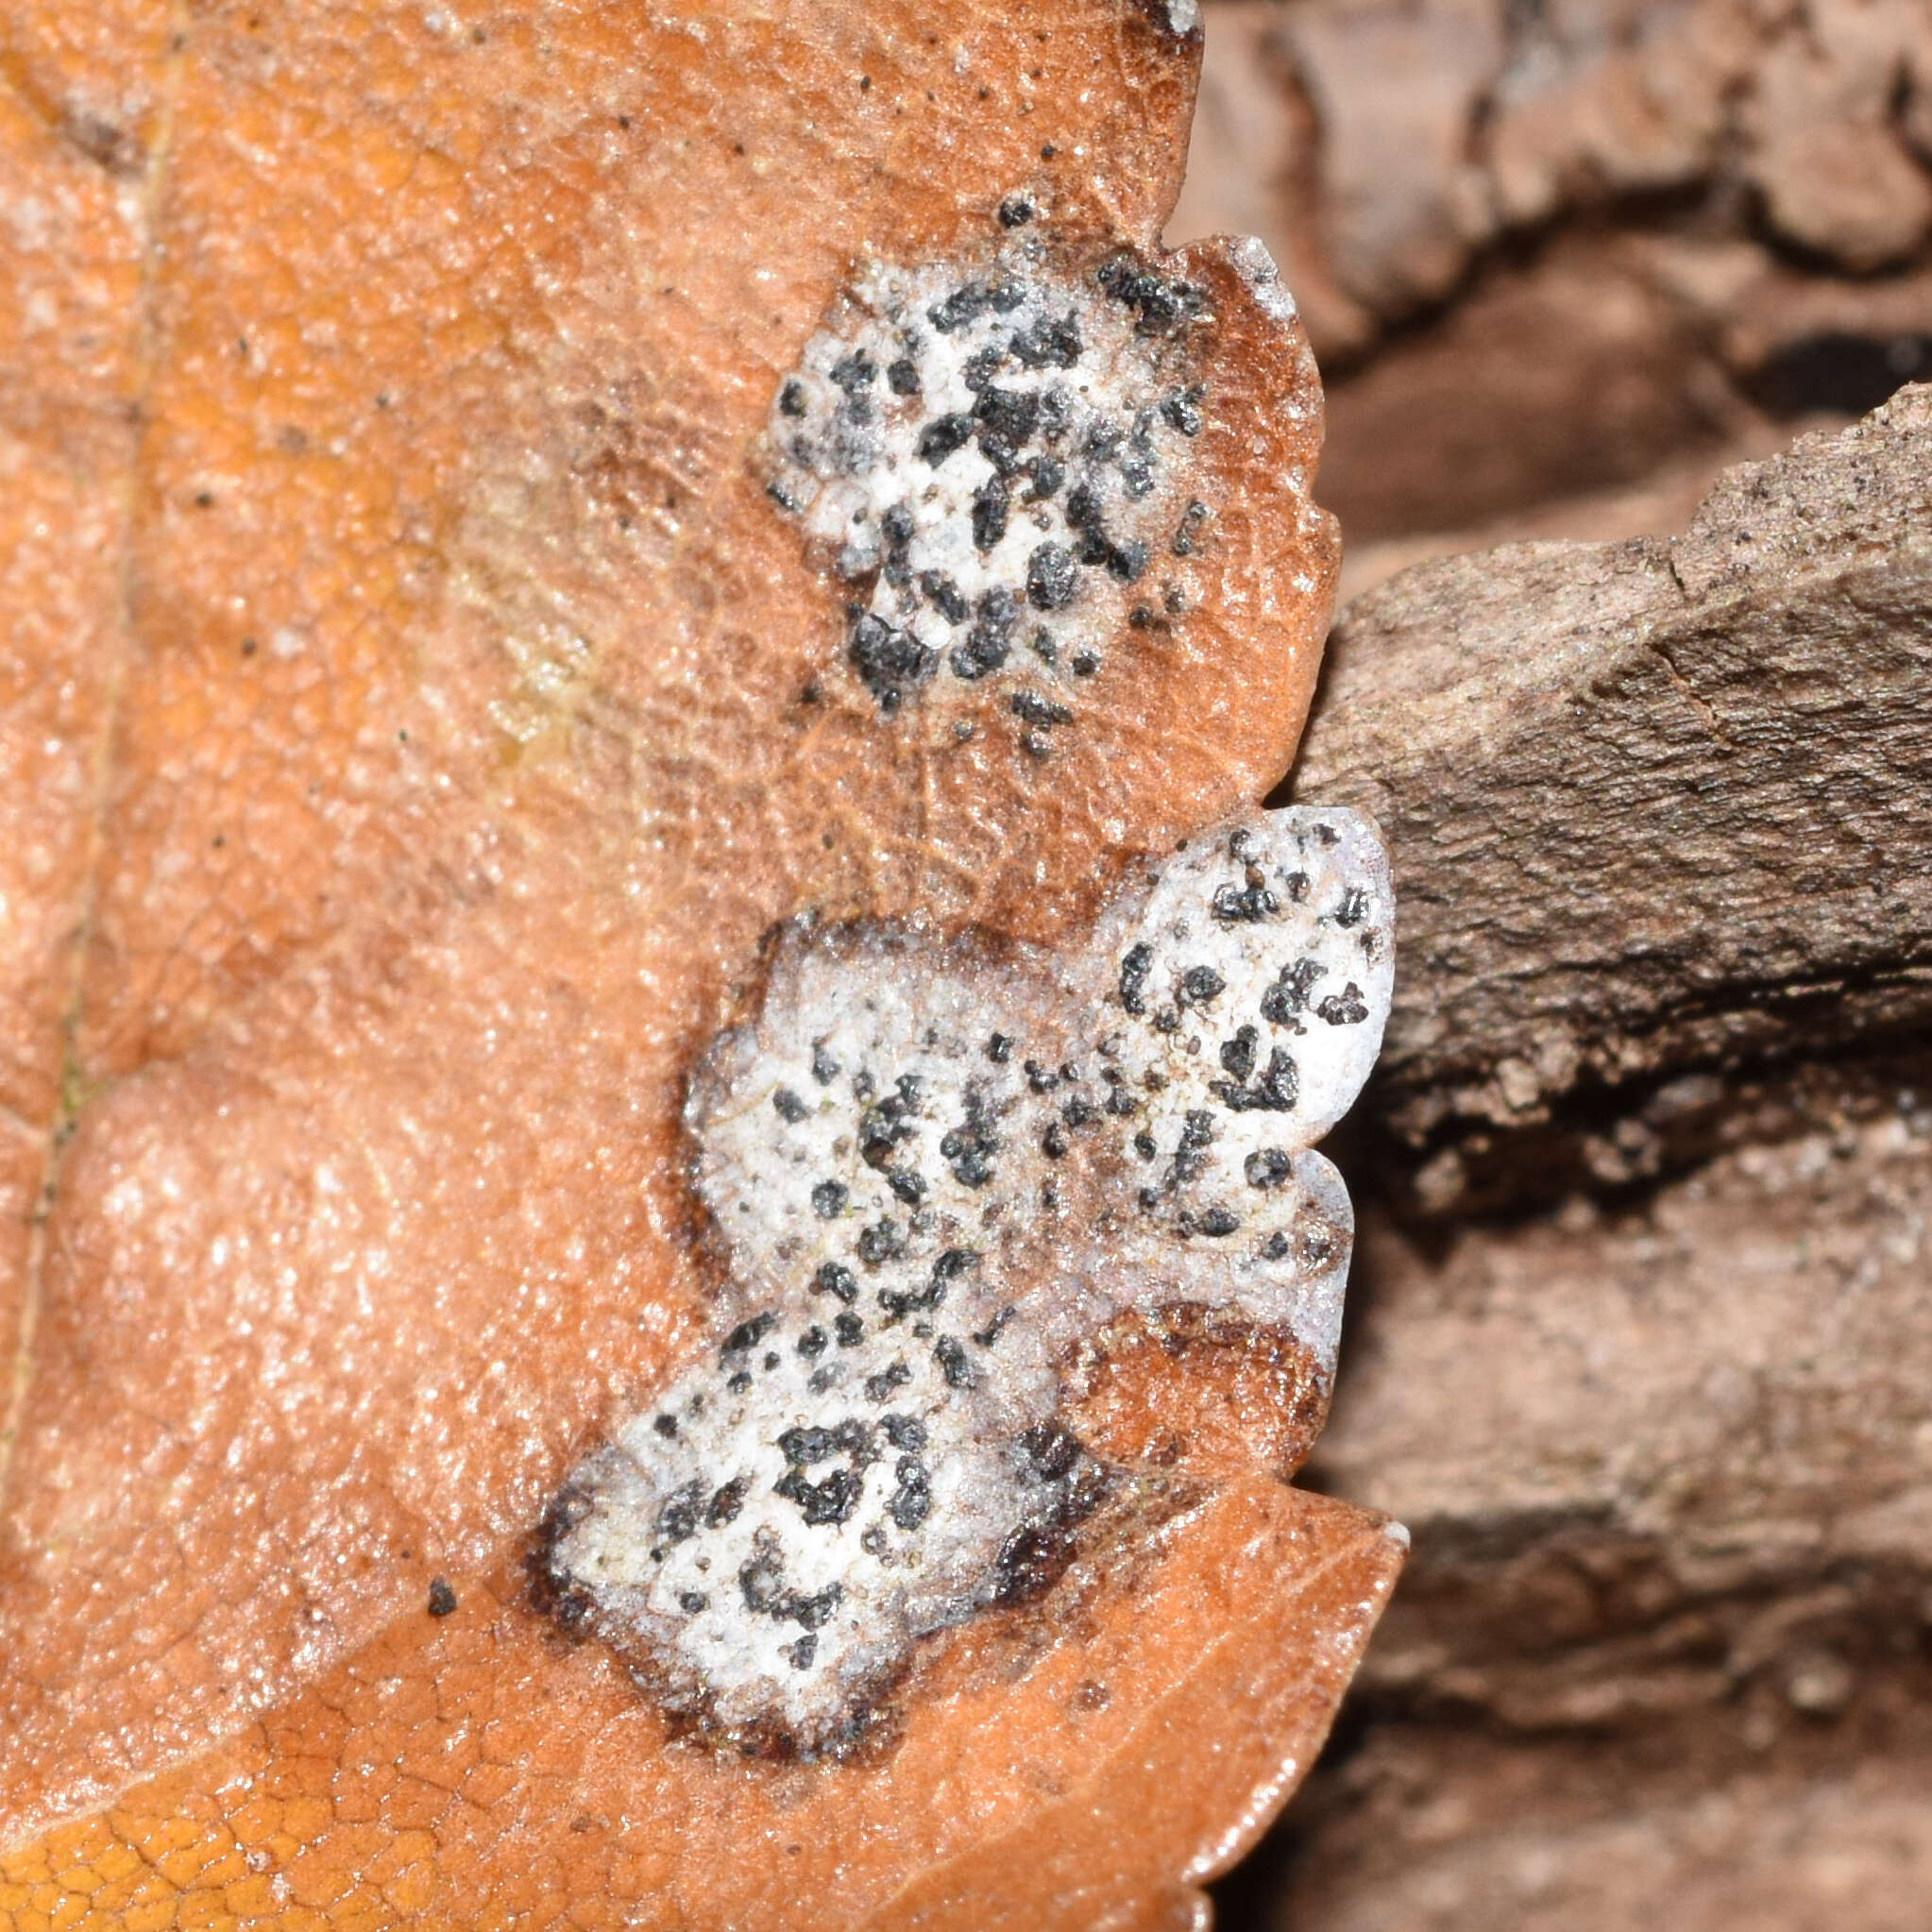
[1295, 386, 1932, 1205]
[1255, 390, 1932, 1931]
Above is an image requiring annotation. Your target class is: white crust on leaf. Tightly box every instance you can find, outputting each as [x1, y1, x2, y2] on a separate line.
[765, 244, 1215, 721]
[542, 806, 1393, 1751]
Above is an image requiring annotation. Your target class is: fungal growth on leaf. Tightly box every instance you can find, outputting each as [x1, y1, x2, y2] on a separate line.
[539, 806, 1392, 1752]
[768, 240, 1217, 721]
[0, 0, 1406, 1917]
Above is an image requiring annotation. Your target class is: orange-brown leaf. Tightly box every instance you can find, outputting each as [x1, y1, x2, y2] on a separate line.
[1, 2, 1393, 1923]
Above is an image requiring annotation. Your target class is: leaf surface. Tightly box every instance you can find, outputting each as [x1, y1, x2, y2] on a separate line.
[0, 3, 1397, 1923]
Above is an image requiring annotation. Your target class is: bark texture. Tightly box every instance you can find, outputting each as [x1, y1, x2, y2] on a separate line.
[1234, 392, 1932, 1928]
[1170, 0, 1932, 556]
[1299, 385, 1932, 1208]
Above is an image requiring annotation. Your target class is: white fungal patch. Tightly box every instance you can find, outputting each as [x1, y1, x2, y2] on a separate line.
[1227, 235, 1298, 324]
[765, 244, 1213, 722]
[540, 807, 1393, 1753]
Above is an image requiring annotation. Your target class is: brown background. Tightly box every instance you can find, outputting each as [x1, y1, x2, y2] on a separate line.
[1172, 3, 1932, 1926]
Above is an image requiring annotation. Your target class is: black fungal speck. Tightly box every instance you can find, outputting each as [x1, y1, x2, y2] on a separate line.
[722, 1311, 778, 1354]
[1010, 688, 1073, 729]
[971, 476, 1009, 551]
[1172, 500, 1208, 555]
[1096, 253, 1207, 336]
[815, 1262, 858, 1303]
[890, 1454, 932, 1529]
[857, 1217, 907, 1266]
[917, 412, 974, 465]
[773, 1087, 810, 1124]
[1213, 1045, 1300, 1114]
[787, 1584, 842, 1630]
[1245, 1147, 1294, 1190]
[974, 382, 1040, 447]
[739, 1553, 785, 1614]
[811, 1179, 849, 1219]
[427, 1577, 458, 1618]
[1171, 1109, 1216, 1186]
[991, 1519, 1074, 1608]
[940, 1093, 1000, 1187]
[1316, 982, 1370, 1025]
[973, 1306, 1015, 1347]
[1021, 1421, 1082, 1480]
[1260, 958, 1325, 1026]
[829, 351, 877, 393]
[1161, 385, 1206, 436]
[883, 1414, 928, 1450]
[849, 611, 933, 711]
[654, 1481, 704, 1549]
[927, 281, 991, 332]
[1025, 540, 1076, 610]
[998, 194, 1035, 227]
[865, 1361, 913, 1402]
[921, 571, 970, 624]
[1182, 965, 1227, 1006]
[835, 1312, 865, 1347]
[1025, 455, 1065, 500]
[1219, 1025, 1259, 1081]
[951, 588, 1016, 680]
[886, 357, 921, 396]
[774, 1464, 864, 1527]
[962, 344, 1006, 394]
[778, 380, 806, 418]
[1213, 876, 1279, 924]
[934, 1334, 976, 1388]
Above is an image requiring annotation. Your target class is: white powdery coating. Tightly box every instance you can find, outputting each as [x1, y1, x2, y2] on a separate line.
[1227, 234, 1298, 323]
[545, 807, 1393, 1749]
[764, 246, 1212, 714]
[550, 1308, 1069, 1741]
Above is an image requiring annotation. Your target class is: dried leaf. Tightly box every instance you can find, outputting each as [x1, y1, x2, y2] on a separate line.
[0, 1, 1398, 1923]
